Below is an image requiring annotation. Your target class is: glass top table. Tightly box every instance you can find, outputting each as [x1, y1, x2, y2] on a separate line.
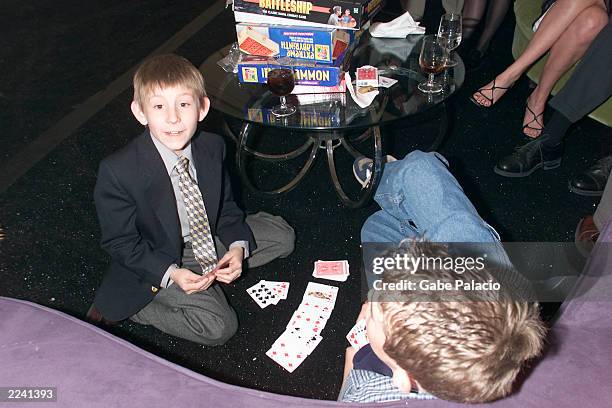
[201, 33, 464, 207]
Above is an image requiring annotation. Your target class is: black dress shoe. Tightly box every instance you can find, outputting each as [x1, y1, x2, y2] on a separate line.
[568, 155, 612, 196]
[494, 137, 563, 177]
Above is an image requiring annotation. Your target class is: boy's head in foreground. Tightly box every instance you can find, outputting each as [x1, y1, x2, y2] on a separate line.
[367, 240, 546, 403]
[130, 53, 209, 154]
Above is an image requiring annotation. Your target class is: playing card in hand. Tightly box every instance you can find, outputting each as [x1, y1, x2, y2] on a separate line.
[346, 318, 369, 350]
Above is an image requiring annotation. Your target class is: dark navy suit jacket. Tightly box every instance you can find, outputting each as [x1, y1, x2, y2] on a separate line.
[93, 130, 255, 321]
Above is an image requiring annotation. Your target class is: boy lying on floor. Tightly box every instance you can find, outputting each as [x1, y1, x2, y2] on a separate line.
[340, 151, 546, 403]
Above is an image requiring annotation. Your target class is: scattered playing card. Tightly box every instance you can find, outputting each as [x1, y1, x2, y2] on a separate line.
[246, 280, 290, 308]
[266, 345, 308, 373]
[346, 319, 369, 350]
[378, 76, 398, 88]
[267, 280, 338, 373]
[312, 260, 350, 282]
[247, 282, 275, 309]
[265, 280, 290, 300]
[303, 282, 339, 306]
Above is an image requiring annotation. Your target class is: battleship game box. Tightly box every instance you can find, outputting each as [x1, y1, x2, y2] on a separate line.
[233, 0, 384, 30]
[236, 23, 353, 63]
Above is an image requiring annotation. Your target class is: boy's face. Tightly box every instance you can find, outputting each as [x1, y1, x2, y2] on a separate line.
[131, 85, 209, 154]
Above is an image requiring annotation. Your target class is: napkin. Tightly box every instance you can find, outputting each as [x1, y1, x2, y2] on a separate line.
[346, 72, 379, 109]
[369, 10, 426, 38]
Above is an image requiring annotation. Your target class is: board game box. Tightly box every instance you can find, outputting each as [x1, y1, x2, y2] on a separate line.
[236, 23, 353, 63]
[233, 0, 385, 30]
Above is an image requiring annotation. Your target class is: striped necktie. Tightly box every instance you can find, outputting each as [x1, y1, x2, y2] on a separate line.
[175, 156, 217, 274]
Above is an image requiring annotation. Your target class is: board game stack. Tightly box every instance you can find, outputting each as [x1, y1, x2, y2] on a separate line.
[230, 0, 385, 90]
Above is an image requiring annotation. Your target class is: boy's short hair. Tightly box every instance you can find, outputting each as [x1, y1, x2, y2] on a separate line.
[376, 240, 546, 403]
[133, 53, 206, 107]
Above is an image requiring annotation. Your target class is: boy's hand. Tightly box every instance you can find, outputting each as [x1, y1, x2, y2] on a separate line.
[171, 268, 216, 294]
[213, 247, 244, 284]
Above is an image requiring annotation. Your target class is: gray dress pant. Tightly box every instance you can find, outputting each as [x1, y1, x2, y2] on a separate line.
[549, 20, 612, 122]
[131, 211, 294, 345]
[548, 20, 612, 229]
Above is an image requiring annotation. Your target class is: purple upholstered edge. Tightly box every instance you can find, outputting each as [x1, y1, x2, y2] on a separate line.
[0, 220, 610, 408]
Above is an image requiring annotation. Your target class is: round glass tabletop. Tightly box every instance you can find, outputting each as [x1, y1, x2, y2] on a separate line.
[201, 33, 465, 131]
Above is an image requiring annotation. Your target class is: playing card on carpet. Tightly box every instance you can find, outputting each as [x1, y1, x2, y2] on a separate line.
[246, 281, 276, 308]
[287, 309, 329, 334]
[272, 330, 323, 356]
[296, 302, 333, 319]
[266, 345, 308, 373]
[264, 280, 290, 300]
[303, 282, 338, 306]
[346, 318, 369, 350]
[312, 260, 350, 282]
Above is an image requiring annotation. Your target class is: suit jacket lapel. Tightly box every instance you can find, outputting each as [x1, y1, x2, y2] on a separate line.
[137, 132, 182, 249]
[192, 137, 220, 230]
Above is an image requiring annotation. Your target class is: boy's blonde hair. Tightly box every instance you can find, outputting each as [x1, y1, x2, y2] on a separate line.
[376, 240, 546, 403]
[133, 54, 206, 107]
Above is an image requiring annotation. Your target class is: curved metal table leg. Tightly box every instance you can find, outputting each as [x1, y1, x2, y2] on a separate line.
[224, 117, 315, 161]
[236, 122, 320, 194]
[326, 126, 383, 209]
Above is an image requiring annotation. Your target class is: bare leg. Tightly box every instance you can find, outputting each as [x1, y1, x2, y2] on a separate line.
[472, 0, 605, 107]
[476, 0, 512, 52]
[462, 0, 487, 40]
[523, 4, 609, 138]
[401, 0, 425, 20]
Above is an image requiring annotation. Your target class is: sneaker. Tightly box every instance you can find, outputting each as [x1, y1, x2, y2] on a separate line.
[353, 155, 397, 188]
[494, 136, 563, 177]
[568, 155, 612, 196]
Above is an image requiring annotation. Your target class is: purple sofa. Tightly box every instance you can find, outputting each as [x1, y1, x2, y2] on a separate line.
[1, 222, 611, 408]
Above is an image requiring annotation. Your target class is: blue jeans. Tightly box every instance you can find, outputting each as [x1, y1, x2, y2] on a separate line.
[361, 151, 510, 287]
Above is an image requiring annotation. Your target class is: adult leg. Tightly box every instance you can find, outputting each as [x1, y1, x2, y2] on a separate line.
[131, 247, 238, 346]
[495, 20, 612, 177]
[214, 212, 295, 269]
[475, 0, 511, 52]
[400, 0, 426, 20]
[549, 19, 612, 122]
[523, 4, 609, 138]
[472, 0, 605, 107]
[442, 0, 465, 14]
[461, 0, 487, 41]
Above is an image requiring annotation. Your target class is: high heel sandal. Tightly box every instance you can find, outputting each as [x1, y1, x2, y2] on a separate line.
[469, 78, 513, 108]
[523, 104, 545, 139]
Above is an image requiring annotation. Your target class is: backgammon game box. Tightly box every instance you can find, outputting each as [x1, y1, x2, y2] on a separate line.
[237, 53, 350, 86]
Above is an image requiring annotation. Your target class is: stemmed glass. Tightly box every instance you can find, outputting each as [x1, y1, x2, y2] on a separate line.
[267, 68, 296, 117]
[438, 13, 462, 67]
[418, 35, 448, 94]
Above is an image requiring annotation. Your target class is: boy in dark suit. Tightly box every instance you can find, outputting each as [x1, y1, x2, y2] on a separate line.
[87, 54, 294, 345]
